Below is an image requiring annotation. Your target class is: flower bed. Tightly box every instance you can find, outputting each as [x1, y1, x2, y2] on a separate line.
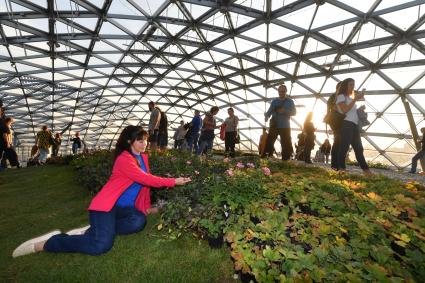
[72, 150, 425, 282]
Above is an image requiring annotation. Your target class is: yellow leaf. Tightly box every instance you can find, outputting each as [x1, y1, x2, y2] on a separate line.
[400, 233, 410, 243]
[157, 223, 163, 231]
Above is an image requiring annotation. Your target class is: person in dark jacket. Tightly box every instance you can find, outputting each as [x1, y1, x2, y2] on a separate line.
[409, 127, 425, 174]
[303, 112, 315, 164]
[320, 139, 332, 164]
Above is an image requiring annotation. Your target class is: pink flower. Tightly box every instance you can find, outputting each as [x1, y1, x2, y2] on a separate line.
[247, 162, 255, 168]
[171, 157, 177, 162]
[194, 170, 200, 175]
[236, 162, 245, 169]
[225, 168, 234, 177]
[223, 157, 230, 163]
[186, 160, 192, 165]
[262, 167, 271, 176]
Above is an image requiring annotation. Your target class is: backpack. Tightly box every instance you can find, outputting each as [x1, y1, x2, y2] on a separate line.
[156, 107, 168, 132]
[323, 93, 345, 131]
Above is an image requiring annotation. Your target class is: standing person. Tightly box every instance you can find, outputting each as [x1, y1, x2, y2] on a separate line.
[12, 126, 191, 258]
[335, 78, 371, 175]
[52, 133, 62, 157]
[409, 127, 425, 174]
[148, 102, 161, 153]
[258, 127, 268, 157]
[155, 106, 168, 152]
[329, 82, 342, 170]
[224, 107, 239, 157]
[197, 106, 219, 156]
[187, 110, 202, 154]
[320, 139, 332, 164]
[0, 117, 20, 169]
[71, 132, 82, 155]
[303, 112, 315, 164]
[263, 84, 296, 160]
[36, 125, 52, 164]
[173, 120, 187, 150]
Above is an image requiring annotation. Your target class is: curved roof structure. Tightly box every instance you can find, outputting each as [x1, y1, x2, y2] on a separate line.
[1, 0, 424, 168]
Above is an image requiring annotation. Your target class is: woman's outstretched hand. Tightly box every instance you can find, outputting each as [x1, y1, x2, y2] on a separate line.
[175, 177, 192, 185]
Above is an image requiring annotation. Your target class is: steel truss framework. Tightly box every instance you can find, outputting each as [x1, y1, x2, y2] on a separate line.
[0, 0, 424, 168]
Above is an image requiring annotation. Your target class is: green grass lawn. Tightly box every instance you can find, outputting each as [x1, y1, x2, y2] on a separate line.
[0, 165, 234, 283]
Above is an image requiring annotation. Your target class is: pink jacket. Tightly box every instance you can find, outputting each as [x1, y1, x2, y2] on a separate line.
[88, 151, 175, 214]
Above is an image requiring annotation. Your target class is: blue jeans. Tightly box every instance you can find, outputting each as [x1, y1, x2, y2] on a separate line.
[197, 130, 214, 155]
[44, 206, 146, 255]
[410, 150, 425, 173]
[337, 121, 369, 170]
[72, 143, 79, 155]
[39, 148, 49, 163]
[187, 132, 200, 154]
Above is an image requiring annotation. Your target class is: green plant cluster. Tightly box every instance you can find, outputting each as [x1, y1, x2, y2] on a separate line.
[346, 160, 391, 170]
[70, 149, 113, 194]
[71, 150, 425, 282]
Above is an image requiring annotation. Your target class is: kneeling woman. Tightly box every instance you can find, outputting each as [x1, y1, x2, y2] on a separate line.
[13, 126, 191, 257]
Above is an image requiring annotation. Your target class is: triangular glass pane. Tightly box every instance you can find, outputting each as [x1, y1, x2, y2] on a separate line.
[99, 22, 127, 35]
[334, 70, 370, 86]
[319, 22, 357, 44]
[241, 24, 267, 43]
[160, 3, 186, 20]
[182, 2, 211, 19]
[304, 37, 331, 53]
[312, 2, 357, 29]
[381, 66, 424, 88]
[229, 12, 255, 29]
[71, 18, 98, 31]
[113, 19, 145, 35]
[7, 2, 31, 12]
[202, 29, 224, 42]
[379, 5, 423, 30]
[351, 23, 393, 44]
[278, 5, 316, 30]
[385, 44, 425, 63]
[19, 19, 49, 32]
[410, 72, 425, 89]
[269, 23, 298, 43]
[362, 73, 395, 91]
[335, 0, 372, 13]
[204, 12, 229, 29]
[356, 44, 393, 63]
[269, 48, 290, 61]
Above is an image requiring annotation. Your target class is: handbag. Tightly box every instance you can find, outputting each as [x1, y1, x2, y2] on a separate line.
[234, 132, 240, 144]
[219, 124, 226, 141]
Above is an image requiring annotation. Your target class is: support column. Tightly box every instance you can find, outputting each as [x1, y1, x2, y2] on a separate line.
[401, 94, 425, 172]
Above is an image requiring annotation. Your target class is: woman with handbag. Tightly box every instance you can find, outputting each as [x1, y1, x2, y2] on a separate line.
[335, 78, 371, 175]
[224, 107, 239, 157]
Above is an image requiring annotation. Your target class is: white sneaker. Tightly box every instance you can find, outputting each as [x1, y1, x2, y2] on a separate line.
[13, 230, 61, 258]
[66, 225, 90, 236]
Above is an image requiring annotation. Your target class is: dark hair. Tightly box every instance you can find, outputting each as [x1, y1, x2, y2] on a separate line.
[4, 117, 13, 124]
[42, 125, 48, 131]
[114, 125, 148, 161]
[339, 78, 354, 96]
[210, 106, 219, 114]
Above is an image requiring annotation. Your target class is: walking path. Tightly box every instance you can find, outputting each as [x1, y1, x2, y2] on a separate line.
[295, 160, 425, 185]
